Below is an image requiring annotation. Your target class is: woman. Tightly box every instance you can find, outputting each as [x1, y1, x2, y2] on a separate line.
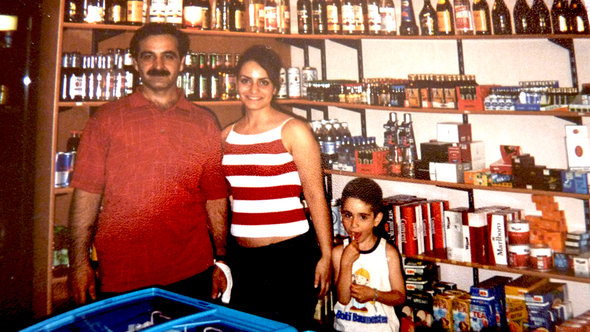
[221, 45, 332, 330]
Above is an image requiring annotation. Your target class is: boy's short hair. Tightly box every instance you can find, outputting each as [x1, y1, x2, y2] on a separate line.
[130, 23, 190, 59]
[341, 177, 383, 215]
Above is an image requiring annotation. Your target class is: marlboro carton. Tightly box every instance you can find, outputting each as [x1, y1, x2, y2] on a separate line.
[487, 209, 521, 265]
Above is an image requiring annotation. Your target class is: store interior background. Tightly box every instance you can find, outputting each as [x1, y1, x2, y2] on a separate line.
[1, 0, 590, 329]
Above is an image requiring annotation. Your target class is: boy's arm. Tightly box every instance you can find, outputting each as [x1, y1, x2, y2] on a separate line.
[333, 243, 356, 305]
[372, 243, 406, 306]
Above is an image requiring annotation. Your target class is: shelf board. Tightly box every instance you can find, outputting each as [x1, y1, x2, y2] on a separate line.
[406, 249, 590, 284]
[284, 99, 588, 119]
[62, 23, 590, 41]
[325, 169, 590, 199]
[54, 187, 74, 195]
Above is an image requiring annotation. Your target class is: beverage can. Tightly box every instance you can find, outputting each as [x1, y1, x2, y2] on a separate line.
[55, 152, 75, 188]
[277, 67, 288, 99]
[287, 67, 301, 98]
[507, 219, 530, 245]
[529, 244, 553, 271]
[301, 66, 318, 98]
[508, 244, 530, 268]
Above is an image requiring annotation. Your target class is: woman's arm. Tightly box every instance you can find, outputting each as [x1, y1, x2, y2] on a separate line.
[284, 119, 333, 297]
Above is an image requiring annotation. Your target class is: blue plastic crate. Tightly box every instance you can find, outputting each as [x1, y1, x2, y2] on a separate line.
[21, 288, 297, 332]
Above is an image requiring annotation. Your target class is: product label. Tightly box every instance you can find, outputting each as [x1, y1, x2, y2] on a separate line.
[327, 5, 340, 32]
[341, 4, 355, 32]
[149, 0, 167, 23]
[127, 0, 144, 23]
[473, 10, 487, 32]
[454, 4, 473, 31]
[166, 0, 183, 24]
[379, 6, 396, 32]
[264, 6, 278, 31]
[437, 11, 452, 33]
[367, 4, 381, 32]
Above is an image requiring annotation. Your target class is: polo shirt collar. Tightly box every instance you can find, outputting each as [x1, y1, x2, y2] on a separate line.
[130, 88, 194, 112]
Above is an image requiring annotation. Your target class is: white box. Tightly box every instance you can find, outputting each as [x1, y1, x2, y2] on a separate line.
[460, 141, 485, 162]
[435, 162, 469, 183]
[565, 125, 590, 169]
[574, 253, 590, 278]
[445, 208, 467, 261]
[437, 122, 472, 143]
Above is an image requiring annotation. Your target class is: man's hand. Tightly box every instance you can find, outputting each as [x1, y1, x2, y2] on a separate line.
[211, 265, 228, 300]
[314, 255, 331, 298]
[68, 262, 97, 305]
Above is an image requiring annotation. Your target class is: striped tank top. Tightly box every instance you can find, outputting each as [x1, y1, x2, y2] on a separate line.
[222, 118, 310, 238]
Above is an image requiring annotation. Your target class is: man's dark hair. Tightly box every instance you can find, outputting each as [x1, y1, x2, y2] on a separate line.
[130, 23, 190, 58]
[236, 45, 283, 89]
[341, 177, 383, 215]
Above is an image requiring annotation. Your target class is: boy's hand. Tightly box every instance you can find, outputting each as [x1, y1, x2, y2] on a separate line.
[350, 284, 374, 303]
[341, 236, 360, 265]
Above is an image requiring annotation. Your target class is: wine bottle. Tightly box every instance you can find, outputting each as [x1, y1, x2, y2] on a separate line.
[491, 0, 512, 34]
[326, 0, 343, 33]
[216, 0, 232, 30]
[341, 0, 356, 33]
[278, 0, 290, 34]
[472, 0, 491, 34]
[437, 0, 455, 35]
[454, 0, 474, 34]
[231, 0, 247, 31]
[419, 0, 438, 35]
[399, 0, 420, 34]
[248, 0, 265, 32]
[379, 0, 397, 34]
[514, 0, 532, 33]
[530, 0, 552, 34]
[64, 0, 84, 22]
[367, 0, 382, 34]
[313, 0, 328, 33]
[551, 0, 570, 33]
[298, 0, 313, 33]
[353, 0, 367, 34]
[569, 0, 590, 33]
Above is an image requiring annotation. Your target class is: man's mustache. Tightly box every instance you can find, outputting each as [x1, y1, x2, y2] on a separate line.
[147, 68, 171, 76]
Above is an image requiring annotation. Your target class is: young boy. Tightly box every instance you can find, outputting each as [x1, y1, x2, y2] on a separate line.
[332, 177, 406, 332]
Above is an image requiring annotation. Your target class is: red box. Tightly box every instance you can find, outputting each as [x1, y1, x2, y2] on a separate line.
[355, 149, 388, 175]
[430, 200, 450, 251]
[456, 85, 497, 111]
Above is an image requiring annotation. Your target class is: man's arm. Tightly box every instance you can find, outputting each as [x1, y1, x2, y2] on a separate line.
[206, 197, 229, 300]
[68, 188, 102, 304]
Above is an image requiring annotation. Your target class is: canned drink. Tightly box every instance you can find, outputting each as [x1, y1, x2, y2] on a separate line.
[55, 152, 75, 188]
[277, 67, 288, 99]
[287, 67, 301, 98]
[507, 219, 530, 245]
[508, 244, 530, 268]
[529, 244, 553, 271]
[301, 67, 318, 98]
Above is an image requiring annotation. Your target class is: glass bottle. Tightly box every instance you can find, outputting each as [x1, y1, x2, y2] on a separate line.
[149, 0, 167, 23]
[514, 0, 532, 33]
[105, 0, 126, 24]
[399, 0, 420, 35]
[551, 0, 569, 33]
[313, 0, 329, 33]
[569, 0, 590, 33]
[367, 0, 382, 34]
[231, 0, 246, 31]
[198, 53, 211, 100]
[248, 0, 266, 31]
[454, 0, 474, 34]
[530, 0, 552, 34]
[85, 0, 105, 23]
[472, 0, 491, 34]
[298, 0, 313, 33]
[264, 0, 279, 32]
[419, 0, 438, 35]
[491, 0, 512, 34]
[341, 0, 356, 33]
[326, 0, 343, 33]
[64, 0, 84, 22]
[278, 0, 291, 33]
[128, 0, 145, 25]
[167, 0, 184, 25]
[216, 0, 232, 30]
[379, 0, 397, 35]
[437, 0, 455, 35]
[353, 0, 367, 34]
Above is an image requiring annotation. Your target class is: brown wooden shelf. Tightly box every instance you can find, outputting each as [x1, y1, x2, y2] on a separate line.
[54, 187, 74, 195]
[406, 249, 590, 284]
[324, 169, 590, 200]
[62, 23, 590, 41]
[285, 99, 589, 119]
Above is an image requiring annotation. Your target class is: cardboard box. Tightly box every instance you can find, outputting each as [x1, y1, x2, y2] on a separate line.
[445, 207, 469, 262]
[562, 170, 590, 194]
[437, 122, 472, 143]
[504, 276, 549, 332]
[421, 141, 453, 162]
[434, 162, 471, 183]
[460, 140, 485, 162]
[565, 125, 590, 169]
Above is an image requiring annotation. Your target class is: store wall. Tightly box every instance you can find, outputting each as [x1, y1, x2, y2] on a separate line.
[289, 0, 590, 316]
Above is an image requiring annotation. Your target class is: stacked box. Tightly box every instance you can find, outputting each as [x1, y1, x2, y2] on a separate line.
[452, 293, 472, 332]
[504, 276, 549, 332]
[433, 290, 469, 332]
[383, 195, 426, 248]
[525, 282, 568, 331]
[445, 207, 470, 262]
[561, 170, 590, 194]
[470, 276, 513, 331]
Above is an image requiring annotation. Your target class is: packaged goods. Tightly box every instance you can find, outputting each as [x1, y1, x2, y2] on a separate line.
[470, 276, 512, 330]
[505, 276, 549, 332]
[452, 293, 472, 332]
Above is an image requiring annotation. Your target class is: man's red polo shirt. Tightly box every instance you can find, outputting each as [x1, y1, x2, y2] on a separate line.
[70, 91, 228, 292]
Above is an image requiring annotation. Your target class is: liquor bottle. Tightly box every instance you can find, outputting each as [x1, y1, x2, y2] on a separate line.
[530, 0, 552, 34]
[60, 53, 71, 101]
[298, 0, 313, 33]
[551, 0, 569, 33]
[68, 52, 86, 101]
[198, 53, 211, 100]
[181, 53, 196, 100]
[278, 0, 291, 33]
[491, 0, 512, 34]
[248, 0, 266, 31]
[216, 0, 231, 30]
[569, 0, 590, 33]
[85, 55, 97, 101]
[231, 0, 247, 31]
[367, 0, 382, 34]
[167, 0, 184, 25]
[150, 0, 167, 23]
[379, 0, 397, 34]
[472, 0, 491, 34]
[326, 0, 342, 33]
[399, 0, 420, 34]
[210, 54, 222, 100]
[341, 0, 356, 33]
[514, 0, 532, 33]
[123, 49, 137, 96]
[353, 0, 367, 34]
[419, 0, 438, 35]
[64, 0, 84, 22]
[313, 0, 329, 33]
[222, 54, 237, 100]
[67, 131, 81, 153]
[128, 0, 145, 25]
[454, 0, 474, 34]
[383, 112, 398, 148]
[184, 0, 204, 28]
[106, 0, 126, 24]
[437, 0, 455, 35]
[264, 0, 279, 32]
[85, 0, 105, 23]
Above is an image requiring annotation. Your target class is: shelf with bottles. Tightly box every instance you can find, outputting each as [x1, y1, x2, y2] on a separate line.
[324, 169, 590, 199]
[404, 249, 590, 284]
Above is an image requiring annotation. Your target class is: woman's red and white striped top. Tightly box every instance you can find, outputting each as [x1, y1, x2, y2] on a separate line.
[222, 118, 309, 238]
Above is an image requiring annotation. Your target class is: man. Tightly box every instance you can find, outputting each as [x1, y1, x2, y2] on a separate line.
[68, 23, 229, 304]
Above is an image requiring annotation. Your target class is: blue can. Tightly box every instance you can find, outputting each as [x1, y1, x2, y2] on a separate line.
[55, 151, 75, 187]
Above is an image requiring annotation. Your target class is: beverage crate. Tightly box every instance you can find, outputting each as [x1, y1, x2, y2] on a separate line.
[21, 288, 297, 332]
[456, 85, 497, 111]
[355, 149, 388, 175]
